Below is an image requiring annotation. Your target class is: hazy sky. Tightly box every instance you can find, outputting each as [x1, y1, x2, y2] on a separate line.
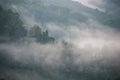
[73, 0, 120, 13]
[72, 0, 105, 11]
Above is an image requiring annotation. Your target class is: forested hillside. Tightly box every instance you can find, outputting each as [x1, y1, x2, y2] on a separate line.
[0, 0, 120, 80]
[0, 6, 27, 40]
[15, 0, 120, 29]
[0, 6, 55, 43]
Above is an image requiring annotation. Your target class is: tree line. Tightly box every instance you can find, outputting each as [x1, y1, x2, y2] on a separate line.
[0, 6, 55, 43]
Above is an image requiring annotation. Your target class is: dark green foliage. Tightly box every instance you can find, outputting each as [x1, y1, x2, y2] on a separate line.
[0, 5, 55, 43]
[29, 25, 42, 38]
[0, 6, 27, 41]
[90, 9, 120, 29]
[29, 25, 55, 43]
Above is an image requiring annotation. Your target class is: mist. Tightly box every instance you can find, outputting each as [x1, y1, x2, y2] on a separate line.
[73, 0, 120, 14]
[0, 0, 120, 80]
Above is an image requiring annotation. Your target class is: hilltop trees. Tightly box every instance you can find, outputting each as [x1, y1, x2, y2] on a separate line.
[29, 25, 55, 43]
[0, 6, 55, 43]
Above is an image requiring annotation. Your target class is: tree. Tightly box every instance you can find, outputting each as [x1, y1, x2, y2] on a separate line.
[29, 25, 42, 38]
[29, 25, 55, 43]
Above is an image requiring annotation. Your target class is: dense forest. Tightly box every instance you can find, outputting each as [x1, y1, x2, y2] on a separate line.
[0, 6, 27, 40]
[0, 6, 55, 43]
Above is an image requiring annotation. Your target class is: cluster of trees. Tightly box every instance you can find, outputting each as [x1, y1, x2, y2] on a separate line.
[0, 6, 27, 40]
[0, 6, 55, 43]
[29, 25, 55, 43]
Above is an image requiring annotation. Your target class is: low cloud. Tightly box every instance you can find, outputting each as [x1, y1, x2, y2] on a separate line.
[72, 0, 120, 13]
[0, 0, 120, 79]
[0, 19, 120, 68]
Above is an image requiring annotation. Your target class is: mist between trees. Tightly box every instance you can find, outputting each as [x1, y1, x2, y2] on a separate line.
[0, 1, 120, 80]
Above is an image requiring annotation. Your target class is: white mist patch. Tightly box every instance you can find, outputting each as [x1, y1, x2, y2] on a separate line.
[3, 42, 64, 67]
[0, 18, 120, 68]
[44, 20, 120, 64]
[72, 0, 105, 12]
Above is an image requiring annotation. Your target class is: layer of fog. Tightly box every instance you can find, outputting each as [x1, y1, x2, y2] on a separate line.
[0, 0, 120, 68]
[0, 19, 120, 69]
[0, 0, 120, 80]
